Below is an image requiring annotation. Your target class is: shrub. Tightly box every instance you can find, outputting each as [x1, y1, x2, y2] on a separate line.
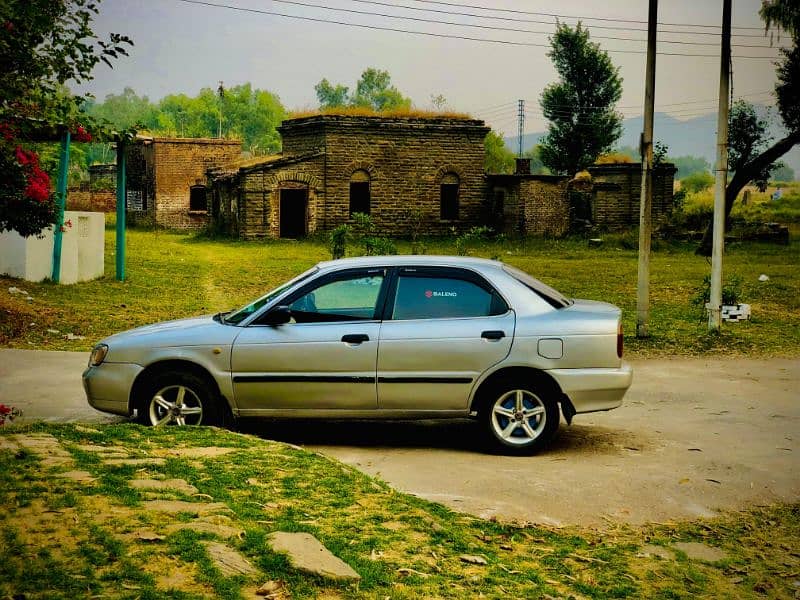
[692, 274, 742, 311]
[681, 171, 715, 194]
[455, 225, 493, 255]
[350, 212, 396, 256]
[328, 224, 349, 259]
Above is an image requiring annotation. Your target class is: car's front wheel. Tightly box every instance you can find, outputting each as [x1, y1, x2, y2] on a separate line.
[137, 371, 220, 427]
[482, 379, 559, 454]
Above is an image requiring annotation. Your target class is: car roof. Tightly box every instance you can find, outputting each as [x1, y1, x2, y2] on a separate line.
[315, 255, 506, 271]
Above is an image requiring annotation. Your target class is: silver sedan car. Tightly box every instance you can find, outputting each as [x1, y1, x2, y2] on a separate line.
[83, 256, 632, 453]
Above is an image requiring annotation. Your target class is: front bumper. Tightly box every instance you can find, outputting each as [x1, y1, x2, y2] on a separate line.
[547, 362, 633, 414]
[82, 362, 143, 417]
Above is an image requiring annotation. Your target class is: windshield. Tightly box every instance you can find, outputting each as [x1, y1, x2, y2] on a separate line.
[223, 266, 319, 324]
[502, 264, 573, 309]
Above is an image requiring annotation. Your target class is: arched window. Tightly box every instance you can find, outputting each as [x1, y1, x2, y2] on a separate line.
[440, 173, 459, 220]
[349, 169, 371, 216]
[189, 184, 207, 212]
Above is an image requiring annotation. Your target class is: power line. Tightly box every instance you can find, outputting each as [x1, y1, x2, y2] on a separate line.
[345, 0, 772, 38]
[519, 89, 774, 111]
[266, 0, 779, 48]
[405, 0, 764, 30]
[173, 0, 781, 59]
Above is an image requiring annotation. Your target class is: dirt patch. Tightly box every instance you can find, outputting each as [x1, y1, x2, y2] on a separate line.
[148, 557, 211, 596]
[12, 500, 80, 555]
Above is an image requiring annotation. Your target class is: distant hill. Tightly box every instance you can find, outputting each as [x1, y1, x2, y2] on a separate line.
[505, 105, 800, 179]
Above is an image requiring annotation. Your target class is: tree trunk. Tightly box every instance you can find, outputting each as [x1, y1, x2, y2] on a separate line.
[696, 130, 800, 255]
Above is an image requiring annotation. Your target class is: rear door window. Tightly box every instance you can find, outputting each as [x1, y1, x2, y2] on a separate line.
[391, 268, 507, 320]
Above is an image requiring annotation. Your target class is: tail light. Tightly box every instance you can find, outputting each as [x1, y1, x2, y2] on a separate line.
[617, 321, 624, 358]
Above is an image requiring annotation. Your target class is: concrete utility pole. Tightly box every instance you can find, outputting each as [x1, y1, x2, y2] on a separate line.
[517, 99, 525, 157]
[636, 0, 658, 338]
[708, 0, 732, 332]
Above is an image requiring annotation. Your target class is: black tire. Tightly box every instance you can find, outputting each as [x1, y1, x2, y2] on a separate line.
[136, 370, 221, 427]
[480, 378, 560, 455]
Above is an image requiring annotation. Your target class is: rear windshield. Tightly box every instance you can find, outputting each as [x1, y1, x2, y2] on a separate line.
[502, 265, 573, 309]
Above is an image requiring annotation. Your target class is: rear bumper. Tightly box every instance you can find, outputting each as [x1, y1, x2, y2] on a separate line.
[82, 362, 142, 417]
[547, 362, 633, 414]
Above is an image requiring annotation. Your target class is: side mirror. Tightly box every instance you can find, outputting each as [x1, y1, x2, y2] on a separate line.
[263, 305, 292, 326]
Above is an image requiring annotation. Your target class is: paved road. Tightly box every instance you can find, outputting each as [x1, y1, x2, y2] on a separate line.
[1, 348, 797, 527]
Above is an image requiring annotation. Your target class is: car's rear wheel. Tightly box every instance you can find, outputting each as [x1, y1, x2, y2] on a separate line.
[137, 371, 220, 427]
[481, 379, 559, 454]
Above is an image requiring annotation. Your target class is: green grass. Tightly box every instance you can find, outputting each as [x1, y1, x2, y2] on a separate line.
[1, 227, 798, 356]
[1, 423, 797, 599]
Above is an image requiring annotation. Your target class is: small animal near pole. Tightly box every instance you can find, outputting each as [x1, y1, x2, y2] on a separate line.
[636, 0, 657, 338]
[708, 0, 732, 332]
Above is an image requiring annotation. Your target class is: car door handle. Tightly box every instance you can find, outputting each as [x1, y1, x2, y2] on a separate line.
[481, 330, 505, 341]
[341, 334, 369, 344]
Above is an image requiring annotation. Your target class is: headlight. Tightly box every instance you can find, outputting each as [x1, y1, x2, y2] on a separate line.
[89, 344, 108, 366]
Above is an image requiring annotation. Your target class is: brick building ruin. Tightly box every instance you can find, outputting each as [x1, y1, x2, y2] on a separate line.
[208, 114, 677, 240]
[125, 137, 241, 230]
[66, 163, 117, 213]
[487, 159, 678, 237]
[208, 115, 489, 239]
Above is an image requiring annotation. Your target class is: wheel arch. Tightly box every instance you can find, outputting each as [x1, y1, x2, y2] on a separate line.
[129, 359, 232, 421]
[470, 365, 576, 424]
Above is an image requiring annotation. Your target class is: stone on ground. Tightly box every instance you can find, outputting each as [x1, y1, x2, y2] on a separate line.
[142, 500, 230, 515]
[672, 541, 727, 562]
[203, 541, 259, 577]
[58, 470, 96, 483]
[104, 457, 166, 466]
[130, 478, 199, 495]
[267, 532, 360, 581]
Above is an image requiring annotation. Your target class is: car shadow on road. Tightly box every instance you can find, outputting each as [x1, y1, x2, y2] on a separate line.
[239, 418, 482, 452]
[238, 418, 644, 457]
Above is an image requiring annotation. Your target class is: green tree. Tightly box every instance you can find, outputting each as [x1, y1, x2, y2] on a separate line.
[727, 100, 774, 190]
[352, 68, 411, 111]
[314, 68, 412, 112]
[671, 155, 711, 179]
[84, 87, 158, 131]
[484, 131, 515, 173]
[538, 23, 623, 175]
[0, 0, 132, 236]
[697, 0, 800, 253]
[315, 79, 349, 109]
[681, 171, 715, 194]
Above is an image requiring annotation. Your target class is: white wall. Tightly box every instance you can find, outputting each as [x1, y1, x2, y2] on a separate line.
[0, 211, 104, 284]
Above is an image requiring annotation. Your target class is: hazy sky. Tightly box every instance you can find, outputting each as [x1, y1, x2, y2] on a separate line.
[80, 0, 786, 138]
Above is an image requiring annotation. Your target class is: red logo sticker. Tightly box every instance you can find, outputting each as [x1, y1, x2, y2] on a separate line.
[425, 290, 433, 298]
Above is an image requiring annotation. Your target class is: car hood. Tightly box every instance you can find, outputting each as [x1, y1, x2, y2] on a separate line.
[101, 315, 241, 357]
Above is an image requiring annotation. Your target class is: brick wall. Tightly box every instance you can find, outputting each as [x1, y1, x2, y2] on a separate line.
[279, 116, 490, 237]
[125, 142, 156, 227]
[587, 163, 677, 230]
[66, 189, 116, 212]
[127, 138, 241, 230]
[521, 179, 570, 236]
